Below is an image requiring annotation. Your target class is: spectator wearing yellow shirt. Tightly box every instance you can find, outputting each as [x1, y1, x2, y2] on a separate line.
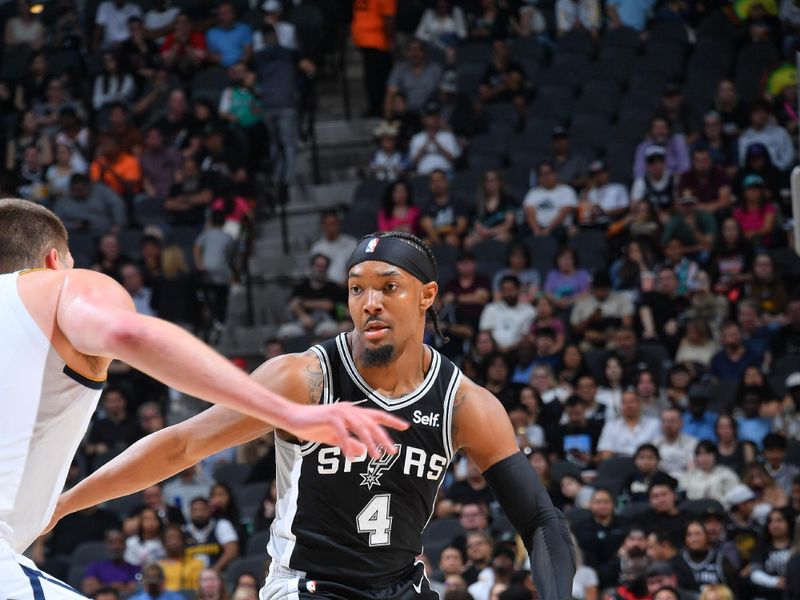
[158, 525, 205, 591]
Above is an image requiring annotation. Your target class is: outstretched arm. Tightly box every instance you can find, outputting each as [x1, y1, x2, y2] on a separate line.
[50, 352, 401, 527]
[56, 269, 405, 456]
[453, 377, 575, 600]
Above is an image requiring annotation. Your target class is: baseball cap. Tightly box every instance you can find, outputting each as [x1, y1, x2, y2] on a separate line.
[645, 145, 666, 161]
[702, 505, 725, 521]
[743, 174, 765, 188]
[422, 99, 442, 116]
[645, 561, 675, 578]
[262, 0, 281, 12]
[589, 160, 606, 173]
[678, 190, 698, 204]
[745, 142, 768, 157]
[786, 372, 800, 389]
[373, 120, 399, 138]
[551, 125, 568, 138]
[725, 484, 756, 508]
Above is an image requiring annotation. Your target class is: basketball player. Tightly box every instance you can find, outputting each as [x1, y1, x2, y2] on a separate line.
[0, 199, 406, 600]
[49, 232, 576, 599]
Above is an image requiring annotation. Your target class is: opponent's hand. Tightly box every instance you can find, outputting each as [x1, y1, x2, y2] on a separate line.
[286, 402, 408, 459]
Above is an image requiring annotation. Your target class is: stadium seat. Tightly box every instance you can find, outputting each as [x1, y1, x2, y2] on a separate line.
[510, 36, 547, 63]
[555, 29, 594, 57]
[353, 179, 389, 203]
[601, 26, 640, 51]
[688, 36, 734, 73]
[734, 41, 781, 103]
[569, 114, 612, 156]
[613, 108, 654, 143]
[707, 381, 738, 414]
[68, 564, 87, 590]
[238, 482, 270, 507]
[540, 54, 592, 91]
[638, 42, 686, 80]
[456, 41, 492, 66]
[213, 463, 251, 487]
[224, 556, 269, 589]
[245, 529, 272, 556]
[575, 80, 621, 118]
[102, 492, 144, 519]
[565, 507, 592, 527]
[70, 541, 108, 568]
[618, 502, 651, 521]
[649, 20, 690, 47]
[118, 229, 143, 260]
[525, 235, 557, 279]
[768, 354, 800, 396]
[552, 460, 582, 482]
[594, 456, 635, 495]
[696, 9, 738, 38]
[191, 67, 228, 105]
[529, 84, 575, 124]
[595, 46, 637, 85]
[683, 69, 725, 117]
[569, 230, 609, 274]
[287, 4, 325, 60]
[343, 202, 379, 238]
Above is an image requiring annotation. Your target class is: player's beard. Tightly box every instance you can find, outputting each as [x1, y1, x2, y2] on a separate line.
[361, 344, 395, 368]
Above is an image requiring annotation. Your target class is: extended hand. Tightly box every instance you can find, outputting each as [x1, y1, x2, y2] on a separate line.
[286, 403, 408, 459]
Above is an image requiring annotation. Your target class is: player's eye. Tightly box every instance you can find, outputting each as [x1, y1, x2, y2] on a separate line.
[385, 282, 398, 292]
[350, 285, 362, 294]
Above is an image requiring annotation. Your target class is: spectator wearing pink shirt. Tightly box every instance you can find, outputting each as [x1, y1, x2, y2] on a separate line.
[377, 179, 420, 234]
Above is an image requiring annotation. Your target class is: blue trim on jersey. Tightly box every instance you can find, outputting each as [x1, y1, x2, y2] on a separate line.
[20, 564, 82, 596]
[62, 365, 105, 390]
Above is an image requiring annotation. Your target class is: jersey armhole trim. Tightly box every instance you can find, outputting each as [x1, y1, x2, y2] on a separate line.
[300, 345, 333, 454]
[442, 368, 461, 462]
[63, 364, 106, 389]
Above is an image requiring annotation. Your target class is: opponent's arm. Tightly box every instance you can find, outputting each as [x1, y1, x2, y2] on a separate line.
[56, 269, 405, 454]
[51, 352, 350, 525]
[453, 377, 575, 600]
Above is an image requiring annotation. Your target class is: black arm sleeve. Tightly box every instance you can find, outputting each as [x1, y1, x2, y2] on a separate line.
[483, 451, 576, 600]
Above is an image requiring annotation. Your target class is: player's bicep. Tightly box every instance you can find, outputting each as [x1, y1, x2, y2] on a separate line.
[452, 378, 519, 472]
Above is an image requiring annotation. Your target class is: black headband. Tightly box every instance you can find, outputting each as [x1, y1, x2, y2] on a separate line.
[346, 235, 437, 284]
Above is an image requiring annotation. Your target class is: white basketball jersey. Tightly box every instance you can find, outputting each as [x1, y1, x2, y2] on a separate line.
[0, 271, 103, 552]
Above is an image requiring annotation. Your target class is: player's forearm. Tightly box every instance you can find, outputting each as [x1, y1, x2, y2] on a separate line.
[102, 313, 297, 427]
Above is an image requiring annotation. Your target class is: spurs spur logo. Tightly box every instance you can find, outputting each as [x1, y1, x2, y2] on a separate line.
[359, 444, 402, 490]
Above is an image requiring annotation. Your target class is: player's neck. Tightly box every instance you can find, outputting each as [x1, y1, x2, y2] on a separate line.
[351, 336, 430, 399]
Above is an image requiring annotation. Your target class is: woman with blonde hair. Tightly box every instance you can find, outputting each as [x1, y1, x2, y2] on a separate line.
[698, 584, 733, 600]
[151, 245, 197, 328]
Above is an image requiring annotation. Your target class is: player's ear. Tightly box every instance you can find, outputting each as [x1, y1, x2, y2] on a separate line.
[420, 281, 437, 311]
[43, 248, 61, 270]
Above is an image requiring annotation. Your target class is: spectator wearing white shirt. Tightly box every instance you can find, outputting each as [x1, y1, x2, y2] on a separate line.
[523, 160, 577, 239]
[680, 440, 740, 504]
[309, 210, 358, 285]
[92, 53, 136, 111]
[414, 0, 467, 53]
[738, 99, 796, 172]
[93, 0, 142, 49]
[409, 100, 461, 174]
[597, 389, 660, 460]
[570, 271, 634, 349]
[143, 0, 180, 42]
[478, 275, 537, 352]
[252, 0, 298, 51]
[556, 0, 600, 40]
[654, 407, 697, 477]
[585, 160, 630, 224]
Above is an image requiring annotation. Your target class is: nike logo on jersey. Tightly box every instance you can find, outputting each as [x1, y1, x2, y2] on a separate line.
[412, 410, 440, 427]
[340, 398, 371, 406]
[360, 444, 401, 489]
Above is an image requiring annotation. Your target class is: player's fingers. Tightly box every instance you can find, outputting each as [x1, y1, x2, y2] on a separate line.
[346, 411, 382, 458]
[367, 409, 409, 431]
[362, 415, 399, 455]
[344, 436, 368, 460]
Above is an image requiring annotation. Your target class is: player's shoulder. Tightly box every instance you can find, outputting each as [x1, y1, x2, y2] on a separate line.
[453, 375, 506, 415]
[250, 349, 325, 406]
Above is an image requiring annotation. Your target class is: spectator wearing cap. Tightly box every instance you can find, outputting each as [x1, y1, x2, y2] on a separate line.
[570, 272, 633, 349]
[662, 191, 716, 256]
[414, 0, 467, 57]
[129, 562, 182, 600]
[541, 126, 589, 191]
[556, 0, 600, 41]
[678, 146, 732, 216]
[419, 169, 469, 246]
[680, 441, 740, 505]
[634, 116, 690, 179]
[770, 371, 800, 439]
[385, 38, 443, 117]
[442, 251, 491, 332]
[478, 39, 531, 127]
[631, 145, 676, 222]
[368, 120, 407, 181]
[733, 174, 777, 248]
[654, 407, 698, 478]
[762, 433, 800, 495]
[409, 100, 461, 174]
[597, 389, 660, 460]
[206, 2, 252, 67]
[252, 0, 297, 50]
[724, 483, 761, 564]
[523, 161, 578, 239]
[660, 84, 696, 140]
[478, 275, 536, 352]
[582, 160, 630, 226]
[252, 23, 300, 201]
[93, 0, 142, 49]
[709, 321, 760, 383]
[738, 99, 796, 171]
[644, 560, 699, 600]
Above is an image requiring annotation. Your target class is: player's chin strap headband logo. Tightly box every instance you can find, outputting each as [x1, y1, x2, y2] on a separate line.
[365, 237, 379, 253]
[360, 444, 402, 490]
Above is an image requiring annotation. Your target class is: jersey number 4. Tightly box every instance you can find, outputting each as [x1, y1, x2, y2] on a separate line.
[357, 494, 393, 546]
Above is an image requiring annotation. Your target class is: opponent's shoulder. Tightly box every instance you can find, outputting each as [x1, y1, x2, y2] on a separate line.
[60, 268, 134, 308]
[250, 349, 325, 406]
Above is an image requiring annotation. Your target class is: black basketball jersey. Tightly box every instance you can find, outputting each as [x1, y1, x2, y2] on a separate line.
[266, 333, 462, 585]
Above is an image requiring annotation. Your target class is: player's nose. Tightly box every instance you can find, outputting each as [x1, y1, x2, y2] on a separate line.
[362, 289, 383, 312]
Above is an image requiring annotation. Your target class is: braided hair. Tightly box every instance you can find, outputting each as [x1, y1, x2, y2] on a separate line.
[358, 231, 450, 343]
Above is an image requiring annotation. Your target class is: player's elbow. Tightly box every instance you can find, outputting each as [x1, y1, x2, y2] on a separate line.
[99, 312, 153, 357]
